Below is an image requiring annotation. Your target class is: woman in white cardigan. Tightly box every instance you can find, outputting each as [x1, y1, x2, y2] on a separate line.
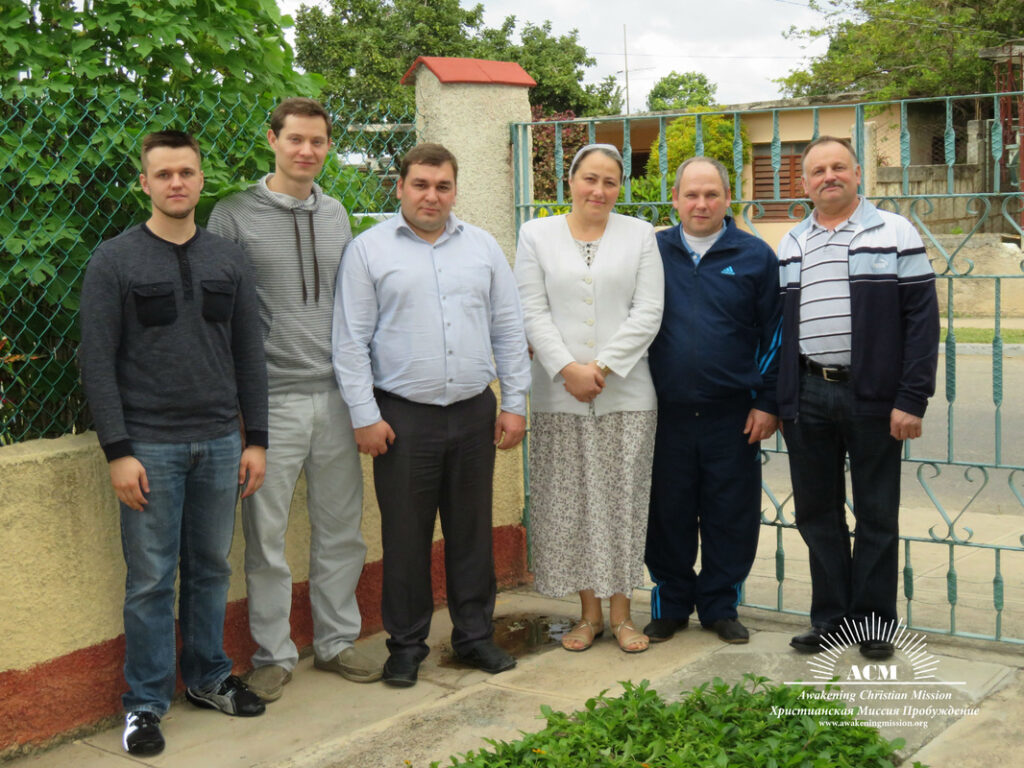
[514, 144, 664, 653]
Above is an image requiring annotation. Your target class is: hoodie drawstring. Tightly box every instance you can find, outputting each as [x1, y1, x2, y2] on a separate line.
[291, 209, 321, 303]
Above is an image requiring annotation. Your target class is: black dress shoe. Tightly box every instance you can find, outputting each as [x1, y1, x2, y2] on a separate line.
[790, 626, 838, 654]
[642, 618, 689, 642]
[455, 640, 516, 674]
[859, 639, 895, 660]
[705, 618, 749, 644]
[382, 654, 420, 687]
[123, 711, 164, 755]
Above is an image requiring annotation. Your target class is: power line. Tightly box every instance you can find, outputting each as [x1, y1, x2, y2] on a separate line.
[592, 52, 810, 60]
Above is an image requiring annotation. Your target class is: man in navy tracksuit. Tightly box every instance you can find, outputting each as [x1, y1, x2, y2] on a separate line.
[645, 157, 781, 644]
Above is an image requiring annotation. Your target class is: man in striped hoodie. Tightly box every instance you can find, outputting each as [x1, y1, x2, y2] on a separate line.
[778, 136, 939, 659]
[208, 98, 380, 701]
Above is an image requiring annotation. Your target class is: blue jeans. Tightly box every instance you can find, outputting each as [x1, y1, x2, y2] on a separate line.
[120, 432, 241, 715]
[782, 372, 902, 629]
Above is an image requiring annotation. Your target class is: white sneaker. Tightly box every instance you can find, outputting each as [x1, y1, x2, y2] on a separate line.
[185, 675, 266, 716]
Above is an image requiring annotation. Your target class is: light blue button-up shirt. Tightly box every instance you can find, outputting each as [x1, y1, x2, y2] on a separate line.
[332, 212, 531, 429]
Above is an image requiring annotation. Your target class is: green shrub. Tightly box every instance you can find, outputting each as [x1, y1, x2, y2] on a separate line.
[430, 675, 925, 768]
[644, 108, 750, 194]
[628, 108, 751, 227]
[531, 106, 590, 203]
[1, 1, 416, 442]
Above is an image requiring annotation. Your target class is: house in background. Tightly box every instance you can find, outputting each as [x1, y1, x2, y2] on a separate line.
[569, 92, 1020, 250]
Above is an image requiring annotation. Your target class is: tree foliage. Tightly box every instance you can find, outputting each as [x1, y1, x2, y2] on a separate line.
[486, 20, 619, 115]
[644, 109, 749, 194]
[590, 75, 625, 116]
[0, 0, 317, 440]
[529, 106, 590, 203]
[646, 71, 718, 111]
[2, 0, 318, 208]
[777, 0, 1024, 99]
[294, 0, 483, 115]
[629, 108, 750, 225]
[2, 0, 314, 100]
[294, 1, 619, 116]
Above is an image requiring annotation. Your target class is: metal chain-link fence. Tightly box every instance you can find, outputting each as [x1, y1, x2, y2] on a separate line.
[1, 91, 414, 444]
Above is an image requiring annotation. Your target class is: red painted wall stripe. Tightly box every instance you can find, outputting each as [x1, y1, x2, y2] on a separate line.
[0, 524, 528, 754]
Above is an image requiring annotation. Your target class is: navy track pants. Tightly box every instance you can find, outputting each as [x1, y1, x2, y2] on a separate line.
[645, 399, 762, 624]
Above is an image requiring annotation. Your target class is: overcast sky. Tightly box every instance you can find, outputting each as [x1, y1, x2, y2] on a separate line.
[278, 0, 834, 110]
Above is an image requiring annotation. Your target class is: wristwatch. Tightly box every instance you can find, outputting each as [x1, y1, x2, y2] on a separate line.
[594, 360, 611, 376]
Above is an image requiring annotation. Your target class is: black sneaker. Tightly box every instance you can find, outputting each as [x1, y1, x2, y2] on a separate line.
[186, 674, 266, 717]
[790, 626, 839, 654]
[705, 618, 750, 644]
[643, 618, 689, 642]
[123, 710, 164, 755]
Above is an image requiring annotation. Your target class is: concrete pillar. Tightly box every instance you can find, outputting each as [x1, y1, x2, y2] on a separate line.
[401, 57, 535, 263]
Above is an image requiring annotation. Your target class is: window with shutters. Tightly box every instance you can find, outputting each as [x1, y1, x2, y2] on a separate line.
[752, 143, 807, 221]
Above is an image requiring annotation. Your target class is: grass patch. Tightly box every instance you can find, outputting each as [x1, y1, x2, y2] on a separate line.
[941, 328, 1024, 344]
[429, 675, 925, 768]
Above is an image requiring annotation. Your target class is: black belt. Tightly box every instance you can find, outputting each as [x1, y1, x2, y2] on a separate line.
[373, 386, 490, 406]
[800, 355, 850, 383]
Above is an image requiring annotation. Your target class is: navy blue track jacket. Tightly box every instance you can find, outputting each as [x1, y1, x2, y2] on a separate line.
[648, 217, 782, 413]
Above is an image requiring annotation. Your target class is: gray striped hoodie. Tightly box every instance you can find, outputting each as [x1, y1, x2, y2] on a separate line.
[208, 175, 352, 393]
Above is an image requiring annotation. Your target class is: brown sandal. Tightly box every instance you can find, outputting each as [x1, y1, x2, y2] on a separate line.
[561, 618, 604, 652]
[612, 619, 649, 653]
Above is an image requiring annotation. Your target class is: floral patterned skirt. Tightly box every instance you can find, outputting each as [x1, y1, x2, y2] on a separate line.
[528, 409, 656, 598]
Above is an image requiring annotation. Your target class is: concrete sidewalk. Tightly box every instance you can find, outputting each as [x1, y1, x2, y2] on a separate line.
[9, 588, 1024, 768]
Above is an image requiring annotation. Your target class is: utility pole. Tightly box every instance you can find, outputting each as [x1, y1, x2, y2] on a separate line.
[623, 25, 630, 114]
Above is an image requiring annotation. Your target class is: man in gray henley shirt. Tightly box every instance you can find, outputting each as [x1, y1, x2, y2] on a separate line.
[79, 130, 268, 756]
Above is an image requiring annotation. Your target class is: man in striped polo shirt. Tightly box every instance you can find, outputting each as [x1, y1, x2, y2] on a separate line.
[777, 136, 939, 659]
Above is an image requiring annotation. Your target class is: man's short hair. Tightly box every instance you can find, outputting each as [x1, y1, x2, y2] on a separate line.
[673, 156, 730, 195]
[270, 97, 332, 138]
[400, 143, 459, 181]
[800, 136, 860, 170]
[141, 130, 201, 171]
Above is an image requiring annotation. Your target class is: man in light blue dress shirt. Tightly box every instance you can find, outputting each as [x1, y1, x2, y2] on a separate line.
[332, 143, 531, 687]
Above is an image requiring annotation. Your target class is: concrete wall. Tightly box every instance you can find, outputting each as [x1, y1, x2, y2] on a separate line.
[741, 107, 856, 147]
[874, 164, 987, 232]
[0, 414, 528, 755]
[0, 70, 534, 757]
[926, 235, 1024, 317]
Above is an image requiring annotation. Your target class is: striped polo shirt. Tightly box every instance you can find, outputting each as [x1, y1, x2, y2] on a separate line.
[798, 208, 860, 366]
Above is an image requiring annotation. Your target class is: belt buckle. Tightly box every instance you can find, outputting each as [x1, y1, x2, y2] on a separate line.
[822, 366, 841, 382]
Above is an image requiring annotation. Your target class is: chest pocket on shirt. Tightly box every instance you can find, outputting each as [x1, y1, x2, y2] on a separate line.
[132, 282, 177, 327]
[201, 280, 235, 323]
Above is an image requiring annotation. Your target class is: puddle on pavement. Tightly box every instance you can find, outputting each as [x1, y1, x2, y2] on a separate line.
[438, 613, 576, 666]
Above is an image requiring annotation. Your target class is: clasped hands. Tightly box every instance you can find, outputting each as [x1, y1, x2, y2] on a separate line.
[560, 361, 606, 403]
